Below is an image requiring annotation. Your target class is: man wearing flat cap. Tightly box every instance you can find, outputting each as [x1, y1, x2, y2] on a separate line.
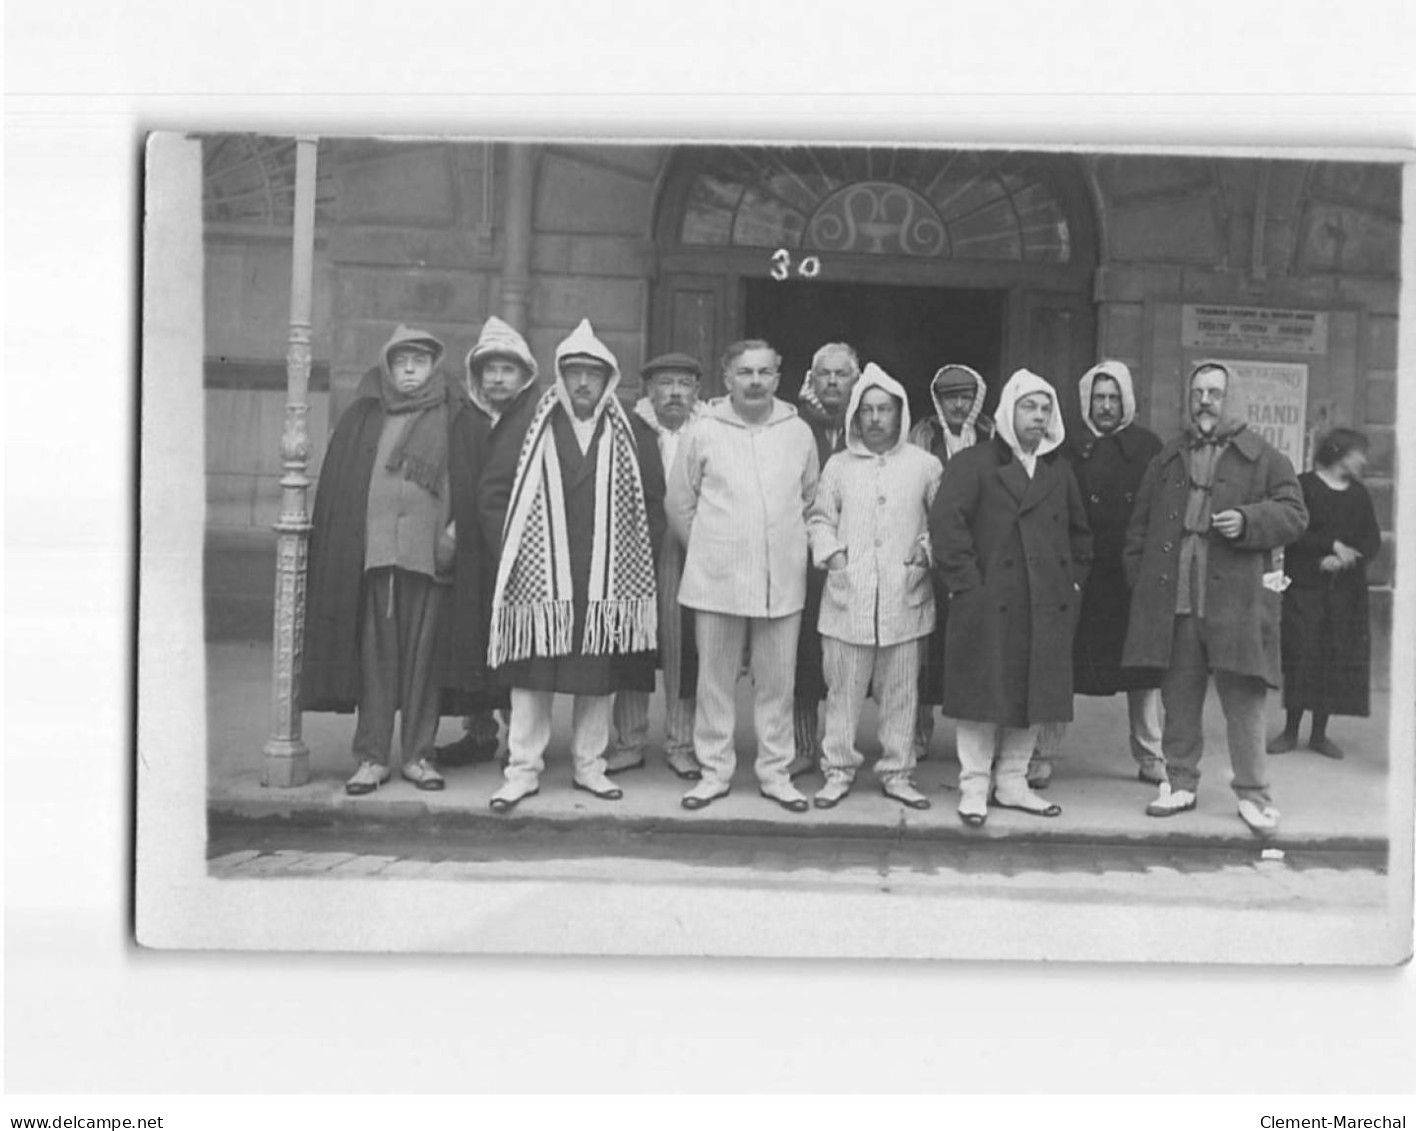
[908, 363, 994, 764]
[605, 352, 706, 782]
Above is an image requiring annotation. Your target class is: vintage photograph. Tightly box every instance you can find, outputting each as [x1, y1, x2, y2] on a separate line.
[137, 133, 1412, 962]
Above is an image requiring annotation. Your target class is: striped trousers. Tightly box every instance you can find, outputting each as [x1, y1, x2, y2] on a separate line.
[821, 636, 922, 785]
[693, 610, 800, 791]
[611, 689, 695, 758]
[611, 535, 696, 757]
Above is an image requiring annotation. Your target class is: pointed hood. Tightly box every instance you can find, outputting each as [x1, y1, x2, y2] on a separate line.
[553, 318, 621, 422]
[380, 324, 445, 378]
[1078, 359, 1137, 437]
[995, 368, 1065, 460]
[465, 316, 538, 415]
[844, 362, 911, 457]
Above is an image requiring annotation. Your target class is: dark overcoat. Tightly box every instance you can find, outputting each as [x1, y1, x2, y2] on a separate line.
[1062, 423, 1163, 695]
[477, 395, 664, 696]
[794, 402, 850, 703]
[301, 370, 489, 713]
[1121, 427, 1308, 687]
[930, 437, 1093, 728]
[911, 416, 995, 707]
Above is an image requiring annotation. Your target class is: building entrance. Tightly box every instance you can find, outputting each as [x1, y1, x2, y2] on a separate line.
[742, 277, 1006, 425]
[651, 146, 1100, 418]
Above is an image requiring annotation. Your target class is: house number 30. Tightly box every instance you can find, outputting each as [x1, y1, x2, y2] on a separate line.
[770, 249, 822, 280]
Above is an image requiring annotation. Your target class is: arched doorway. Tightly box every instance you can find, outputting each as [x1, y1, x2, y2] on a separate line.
[651, 145, 1099, 424]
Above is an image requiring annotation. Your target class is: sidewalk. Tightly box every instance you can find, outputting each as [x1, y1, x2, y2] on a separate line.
[208, 640, 1394, 851]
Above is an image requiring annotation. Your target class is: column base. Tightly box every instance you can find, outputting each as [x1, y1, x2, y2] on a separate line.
[262, 739, 311, 788]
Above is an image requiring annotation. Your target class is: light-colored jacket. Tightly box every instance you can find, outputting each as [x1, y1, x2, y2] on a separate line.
[668, 395, 820, 618]
[808, 363, 942, 647]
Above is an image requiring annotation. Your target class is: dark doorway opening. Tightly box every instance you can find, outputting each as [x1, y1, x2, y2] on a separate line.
[742, 278, 1007, 426]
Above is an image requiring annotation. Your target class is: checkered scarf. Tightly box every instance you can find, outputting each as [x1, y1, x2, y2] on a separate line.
[488, 388, 658, 667]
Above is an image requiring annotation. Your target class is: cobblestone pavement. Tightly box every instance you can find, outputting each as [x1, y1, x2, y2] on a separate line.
[207, 826, 1388, 910]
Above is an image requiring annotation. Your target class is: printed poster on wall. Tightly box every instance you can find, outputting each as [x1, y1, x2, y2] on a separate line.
[1181, 304, 1328, 355]
[1204, 358, 1309, 468]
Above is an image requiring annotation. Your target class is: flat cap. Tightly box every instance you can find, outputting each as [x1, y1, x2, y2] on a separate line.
[641, 351, 703, 380]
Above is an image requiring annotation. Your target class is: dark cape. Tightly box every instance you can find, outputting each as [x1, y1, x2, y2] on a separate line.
[301, 368, 491, 713]
[1062, 422, 1164, 695]
[1280, 472, 1382, 717]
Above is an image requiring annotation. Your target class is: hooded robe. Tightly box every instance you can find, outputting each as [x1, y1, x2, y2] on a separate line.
[477, 319, 663, 696]
[1062, 361, 1164, 695]
[929, 368, 1093, 727]
[808, 363, 942, 648]
[908, 364, 995, 706]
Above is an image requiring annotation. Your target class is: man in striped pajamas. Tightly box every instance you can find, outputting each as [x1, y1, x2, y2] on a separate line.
[807, 363, 943, 809]
[667, 340, 821, 813]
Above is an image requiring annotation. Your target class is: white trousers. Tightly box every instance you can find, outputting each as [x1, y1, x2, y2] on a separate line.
[1031, 688, 1164, 764]
[693, 610, 800, 792]
[955, 720, 1039, 805]
[504, 688, 613, 788]
[611, 688, 696, 758]
[821, 637, 921, 786]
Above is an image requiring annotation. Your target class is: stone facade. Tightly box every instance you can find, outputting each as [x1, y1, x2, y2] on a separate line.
[202, 140, 1401, 682]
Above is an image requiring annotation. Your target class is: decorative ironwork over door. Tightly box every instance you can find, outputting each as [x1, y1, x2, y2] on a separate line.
[673, 146, 1076, 263]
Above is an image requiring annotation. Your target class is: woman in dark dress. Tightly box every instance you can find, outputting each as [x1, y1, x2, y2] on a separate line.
[1268, 428, 1382, 759]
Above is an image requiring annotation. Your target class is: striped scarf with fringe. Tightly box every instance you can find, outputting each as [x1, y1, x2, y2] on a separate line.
[488, 390, 658, 667]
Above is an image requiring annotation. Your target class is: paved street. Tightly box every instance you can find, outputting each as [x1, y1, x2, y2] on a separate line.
[207, 820, 1388, 912]
[201, 636, 1404, 949]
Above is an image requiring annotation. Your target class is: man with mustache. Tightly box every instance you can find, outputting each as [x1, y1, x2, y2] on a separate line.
[667, 339, 820, 813]
[930, 369, 1092, 827]
[435, 316, 539, 769]
[480, 319, 662, 812]
[807, 363, 942, 810]
[604, 352, 706, 782]
[907, 364, 993, 765]
[1122, 361, 1308, 835]
[1027, 361, 1165, 790]
[790, 342, 863, 780]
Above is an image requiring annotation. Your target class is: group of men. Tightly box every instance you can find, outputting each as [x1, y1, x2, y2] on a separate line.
[303, 315, 1308, 836]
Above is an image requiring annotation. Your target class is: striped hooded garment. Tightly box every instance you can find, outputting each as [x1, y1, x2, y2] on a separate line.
[485, 319, 659, 679]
